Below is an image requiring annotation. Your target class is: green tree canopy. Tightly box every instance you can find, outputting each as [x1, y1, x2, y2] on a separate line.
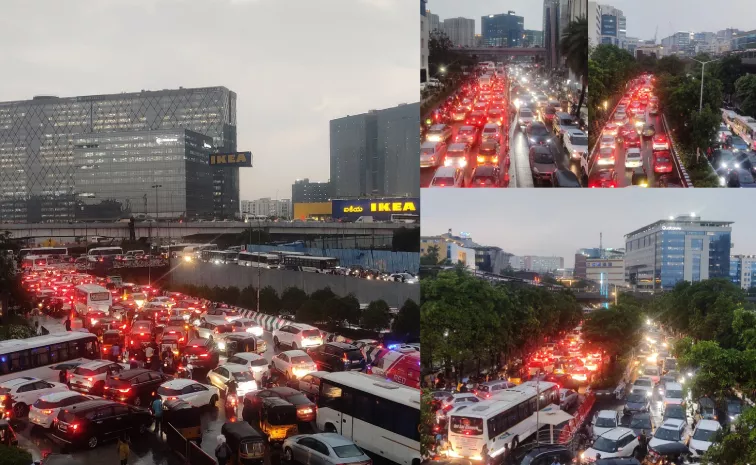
[735, 74, 756, 118]
[361, 300, 392, 333]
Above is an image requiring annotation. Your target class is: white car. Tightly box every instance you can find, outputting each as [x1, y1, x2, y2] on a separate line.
[662, 382, 684, 407]
[641, 366, 661, 384]
[200, 308, 242, 325]
[625, 148, 643, 168]
[439, 393, 480, 413]
[273, 323, 323, 350]
[282, 433, 372, 465]
[206, 363, 258, 397]
[228, 318, 264, 337]
[430, 166, 465, 188]
[600, 135, 617, 149]
[592, 409, 621, 438]
[157, 379, 219, 408]
[69, 360, 127, 395]
[689, 419, 721, 456]
[563, 128, 588, 160]
[649, 418, 691, 449]
[0, 377, 70, 418]
[147, 296, 173, 307]
[226, 352, 270, 383]
[631, 377, 655, 398]
[518, 108, 534, 127]
[390, 273, 419, 284]
[583, 428, 640, 460]
[272, 350, 318, 379]
[29, 391, 92, 429]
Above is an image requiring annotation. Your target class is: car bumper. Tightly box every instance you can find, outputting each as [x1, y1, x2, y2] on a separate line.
[70, 382, 95, 393]
[625, 161, 642, 168]
[652, 145, 669, 151]
[29, 409, 54, 429]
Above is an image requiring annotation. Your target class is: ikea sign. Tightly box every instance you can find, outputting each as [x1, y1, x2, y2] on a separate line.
[209, 151, 253, 167]
[332, 198, 419, 220]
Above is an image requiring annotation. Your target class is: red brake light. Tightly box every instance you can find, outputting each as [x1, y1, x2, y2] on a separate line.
[200, 353, 209, 357]
[118, 388, 131, 394]
[42, 409, 53, 415]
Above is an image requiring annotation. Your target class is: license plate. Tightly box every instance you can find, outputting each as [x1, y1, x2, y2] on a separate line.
[58, 422, 68, 432]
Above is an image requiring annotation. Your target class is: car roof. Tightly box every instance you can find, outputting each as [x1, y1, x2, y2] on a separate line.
[421, 141, 441, 149]
[448, 143, 468, 151]
[219, 363, 250, 373]
[39, 391, 85, 402]
[566, 128, 586, 136]
[79, 360, 118, 369]
[230, 352, 265, 361]
[429, 124, 447, 130]
[600, 427, 634, 439]
[530, 145, 551, 155]
[282, 350, 309, 357]
[597, 410, 617, 418]
[309, 432, 356, 448]
[0, 377, 38, 387]
[115, 369, 155, 380]
[659, 418, 685, 429]
[326, 342, 358, 350]
[483, 123, 498, 129]
[162, 378, 199, 389]
[473, 165, 497, 176]
[434, 166, 457, 176]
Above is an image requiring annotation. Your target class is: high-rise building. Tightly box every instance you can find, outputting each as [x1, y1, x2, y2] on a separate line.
[731, 29, 756, 51]
[330, 103, 420, 199]
[588, 2, 600, 47]
[729, 255, 756, 290]
[481, 12, 525, 47]
[442, 17, 475, 47]
[599, 5, 624, 46]
[636, 44, 665, 59]
[240, 198, 291, 219]
[73, 129, 214, 221]
[624, 215, 732, 291]
[586, 258, 626, 287]
[510, 255, 565, 273]
[623, 37, 640, 54]
[0, 87, 237, 222]
[291, 179, 330, 204]
[474, 246, 513, 275]
[523, 30, 544, 47]
[428, 11, 441, 33]
[574, 247, 625, 278]
[543, 0, 560, 68]
[421, 0, 429, 82]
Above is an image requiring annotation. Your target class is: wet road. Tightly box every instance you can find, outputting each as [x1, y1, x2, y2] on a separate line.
[24, 314, 304, 465]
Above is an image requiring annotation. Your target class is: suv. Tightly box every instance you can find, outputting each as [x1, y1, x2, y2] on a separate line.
[273, 323, 323, 350]
[519, 445, 573, 465]
[0, 377, 69, 418]
[473, 380, 515, 399]
[183, 338, 220, 369]
[307, 342, 366, 372]
[70, 360, 126, 395]
[104, 368, 171, 406]
[52, 399, 152, 449]
[563, 128, 588, 160]
[584, 428, 640, 460]
[426, 124, 453, 143]
[430, 166, 464, 188]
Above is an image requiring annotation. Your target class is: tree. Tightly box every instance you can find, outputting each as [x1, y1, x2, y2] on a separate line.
[258, 286, 280, 315]
[735, 74, 756, 118]
[712, 54, 744, 103]
[296, 300, 323, 325]
[655, 55, 685, 77]
[361, 300, 392, 333]
[340, 294, 361, 326]
[281, 287, 308, 313]
[0, 445, 32, 465]
[420, 245, 441, 266]
[238, 285, 257, 309]
[310, 287, 337, 304]
[420, 389, 436, 459]
[324, 297, 350, 331]
[704, 405, 756, 464]
[393, 227, 419, 253]
[560, 18, 588, 116]
[392, 299, 420, 339]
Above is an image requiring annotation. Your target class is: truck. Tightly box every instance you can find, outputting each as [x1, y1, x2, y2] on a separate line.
[355, 216, 374, 223]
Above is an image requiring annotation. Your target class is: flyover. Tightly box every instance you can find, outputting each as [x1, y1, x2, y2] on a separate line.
[0, 220, 416, 246]
[453, 46, 546, 60]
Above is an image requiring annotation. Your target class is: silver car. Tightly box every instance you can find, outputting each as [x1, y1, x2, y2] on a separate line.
[283, 433, 371, 465]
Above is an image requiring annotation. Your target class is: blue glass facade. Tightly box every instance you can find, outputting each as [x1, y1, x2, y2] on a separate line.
[481, 14, 525, 47]
[601, 14, 617, 37]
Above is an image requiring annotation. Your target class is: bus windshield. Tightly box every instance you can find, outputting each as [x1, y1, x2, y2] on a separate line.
[450, 416, 483, 435]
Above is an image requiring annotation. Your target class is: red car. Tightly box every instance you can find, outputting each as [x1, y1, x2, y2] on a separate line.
[588, 169, 618, 188]
[466, 111, 486, 127]
[455, 126, 479, 146]
[624, 131, 641, 148]
[653, 150, 673, 173]
[652, 134, 670, 151]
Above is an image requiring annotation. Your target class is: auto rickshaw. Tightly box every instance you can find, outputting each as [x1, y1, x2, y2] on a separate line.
[695, 396, 718, 422]
[224, 334, 267, 356]
[160, 334, 181, 358]
[258, 397, 298, 442]
[163, 399, 202, 444]
[101, 330, 124, 357]
[221, 421, 265, 465]
[0, 419, 19, 446]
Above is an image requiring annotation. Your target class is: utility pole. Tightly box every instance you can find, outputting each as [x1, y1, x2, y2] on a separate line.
[691, 58, 719, 112]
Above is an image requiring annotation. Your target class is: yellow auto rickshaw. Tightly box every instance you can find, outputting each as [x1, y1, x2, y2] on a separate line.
[221, 421, 265, 465]
[163, 399, 202, 444]
[259, 397, 298, 442]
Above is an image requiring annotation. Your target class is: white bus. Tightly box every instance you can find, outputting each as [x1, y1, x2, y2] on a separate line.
[87, 247, 123, 262]
[730, 114, 756, 150]
[73, 284, 112, 315]
[207, 250, 239, 265]
[0, 331, 101, 385]
[447, 381, 560, 461]
[184, 243, 218, 259]
[159, 243, 201, 259]
[281, 255, 339, 273]
[237, 251, 280, 268]
[317, 372, 421, 465]
[21, 255, 49, 271]
[18, 247, 68, 260]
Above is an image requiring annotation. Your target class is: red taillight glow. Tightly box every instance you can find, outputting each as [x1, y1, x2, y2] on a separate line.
[200, 353, 209, 357]
[42, 409, 53, 415]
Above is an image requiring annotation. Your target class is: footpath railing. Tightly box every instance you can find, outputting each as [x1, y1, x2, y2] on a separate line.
[229, 305, 355, 344]
[659, 113, 692, 187]
[557, 392, 596, 444]
[166, 423, 216, 465]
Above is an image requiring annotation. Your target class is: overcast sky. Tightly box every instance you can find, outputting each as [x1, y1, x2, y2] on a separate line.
[603, 0, 754, 41]
[422, 189, 754, 268]
[428, 0, 544, 33]
[0, 0, 417, 201]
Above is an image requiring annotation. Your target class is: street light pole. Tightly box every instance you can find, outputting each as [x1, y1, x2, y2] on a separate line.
[150, 184, 162, 286]
[690, 58, 719, 112]
[256, 218, 262, 314]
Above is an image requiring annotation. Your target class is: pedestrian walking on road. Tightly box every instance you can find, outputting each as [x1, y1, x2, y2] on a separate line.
[34, 321, 41, 336]
[117, 435, 130, 465]
[59, 368, 68, 385]
[112, 343, 121, 362]
[145, 345, 154, 365]
[215, 434, 232, 465]
[151, 395, 163, 436]
[64, 317, 72, 331]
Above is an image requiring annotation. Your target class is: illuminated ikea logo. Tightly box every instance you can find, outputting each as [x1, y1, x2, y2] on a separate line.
[209, 151, 253, 167]
[370, 201, 417, 213]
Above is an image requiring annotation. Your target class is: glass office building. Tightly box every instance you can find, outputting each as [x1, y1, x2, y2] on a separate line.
[0, 86, 237, 222]
[624, 215, 732, 291]
[481, 13, 525, 47]
[729, 255, 756, 290]
[73, 129, 213, 220]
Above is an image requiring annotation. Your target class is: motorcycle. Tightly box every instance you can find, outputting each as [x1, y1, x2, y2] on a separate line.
[225, 394, 238, 418]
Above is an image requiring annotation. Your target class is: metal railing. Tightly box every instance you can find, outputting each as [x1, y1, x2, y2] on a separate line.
[659, 113, 692, 187]
[166, 422, 216, 465]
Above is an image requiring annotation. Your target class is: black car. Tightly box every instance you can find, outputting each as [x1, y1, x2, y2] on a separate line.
[631, 167, 649, 186]
[306, 342, 365, 372]
[550, 169, 581, 187]
[526, 121, 553, 146]
[624, 393, 650, 416]
[628, 412, 653, 437]
[469, 165, 504, 187]
[104, 369, 171, 407]
[517, 444, 573, 465]
[726, 168, 756, 187]
[246, 386, 316, 423]
[52, 399, 152, 449]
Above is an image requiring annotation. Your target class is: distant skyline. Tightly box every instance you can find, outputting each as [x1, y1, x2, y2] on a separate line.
[603, 0, 754, 40]
[427, 0, 544, 34]
[421, 189, 754, 268]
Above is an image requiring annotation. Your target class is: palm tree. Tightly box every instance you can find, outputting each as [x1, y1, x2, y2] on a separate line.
[560, 17, 588, 117]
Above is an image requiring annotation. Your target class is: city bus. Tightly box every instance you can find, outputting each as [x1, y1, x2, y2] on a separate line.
[73, 284, 112, 315]
[0, 331, 101, 384]
[447, 381, 560, 461]
[87, 247, 123, 262]
[317, 371, 421, 465]
[281, 255, 339, 273]
[730, 114, 756, 150]
[237, 251, 280, 268]
[184, 243, 218, 260]
[159, 243, 201, 259]
[207, 250, 239, 265]
[18, 247, 68, 260]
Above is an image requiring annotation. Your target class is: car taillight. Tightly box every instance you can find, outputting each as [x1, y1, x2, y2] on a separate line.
[42, 409, 53, 415]
[200, 353, 209, 357]
[118, 388, 131, 393]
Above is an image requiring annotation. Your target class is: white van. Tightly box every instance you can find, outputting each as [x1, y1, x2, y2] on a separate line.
[662, 381, 684, 407]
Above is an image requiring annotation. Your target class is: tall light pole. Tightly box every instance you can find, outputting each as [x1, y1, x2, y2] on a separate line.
[690, 58, 719, 112]
[150, 184, 162, 286]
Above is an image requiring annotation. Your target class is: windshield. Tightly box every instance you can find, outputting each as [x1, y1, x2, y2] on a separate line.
[432, 176, 455, 186]
[520, 109, 533, 117]
[232, 371, 255, 382]
[655, 427, 682, 441]
[571, 136, 588, 145]
[533, 152, 555, 165]
[627, 394, 646, 404]
[740, 171, 755, 183]
[473, 176, 496, 186]
[302, 329, 320, 338]
[592, 437, 620, 453]
[450, 416, 483, 435]
[333, 445, 364, 459]
[290, 356, 312, 364]
[656, 156, 670, 163]
[595, 417, 617, 428]
[479, 145, 497, 155]
[73, 367, 98, 376]
[448, 150, 466, 158]
[692, 428, 717, 442]
[90, 292, 110, 302]
[630, 416, 652, 429]
[528, 125, 549, 136]
[483, 127, 497, 134]
[157, 386, 183, 396]
[665, 407, 686, 420]
[666, 390, 683, 399]
[644, 368, 659, 376]
[634, 379, 653, 387]
[421, 148, 436, 156]
[727, 403, 742, 414]
[459, 128, 475, 135]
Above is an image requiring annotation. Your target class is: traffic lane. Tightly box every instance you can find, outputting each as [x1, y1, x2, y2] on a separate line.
[510, 123, 535, 188]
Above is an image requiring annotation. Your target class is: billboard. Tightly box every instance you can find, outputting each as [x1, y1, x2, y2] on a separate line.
[209, 151, 252, 167]
[332, 198, 419, 221]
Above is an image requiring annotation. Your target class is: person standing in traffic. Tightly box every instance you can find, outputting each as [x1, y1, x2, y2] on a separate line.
[215, 434, 232, 465]
[64, 316, 72, 331]
[117, 435, 130, 465]
[639, 430, 649, 458]
[145, 345, 154, 365]
[112, 342, 121, 363]
[59, 368, 68, 385]
[151, 395, 163, 436]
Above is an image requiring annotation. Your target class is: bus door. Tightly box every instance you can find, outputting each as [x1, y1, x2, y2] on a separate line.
[339, 390, 354, 439]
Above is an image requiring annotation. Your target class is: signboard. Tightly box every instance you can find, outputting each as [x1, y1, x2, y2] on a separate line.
[209, 151, 252, 167]
[331, 198, 419, 221]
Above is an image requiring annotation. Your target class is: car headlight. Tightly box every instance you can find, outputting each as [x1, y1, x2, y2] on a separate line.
[730, 415, 735, 420]
[735, 163, 740, 168]
[529, 137, 536, 142]
[460, 159, 467, 167]
[721, 163, 727, 168]
[546, 138, 552, 143]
